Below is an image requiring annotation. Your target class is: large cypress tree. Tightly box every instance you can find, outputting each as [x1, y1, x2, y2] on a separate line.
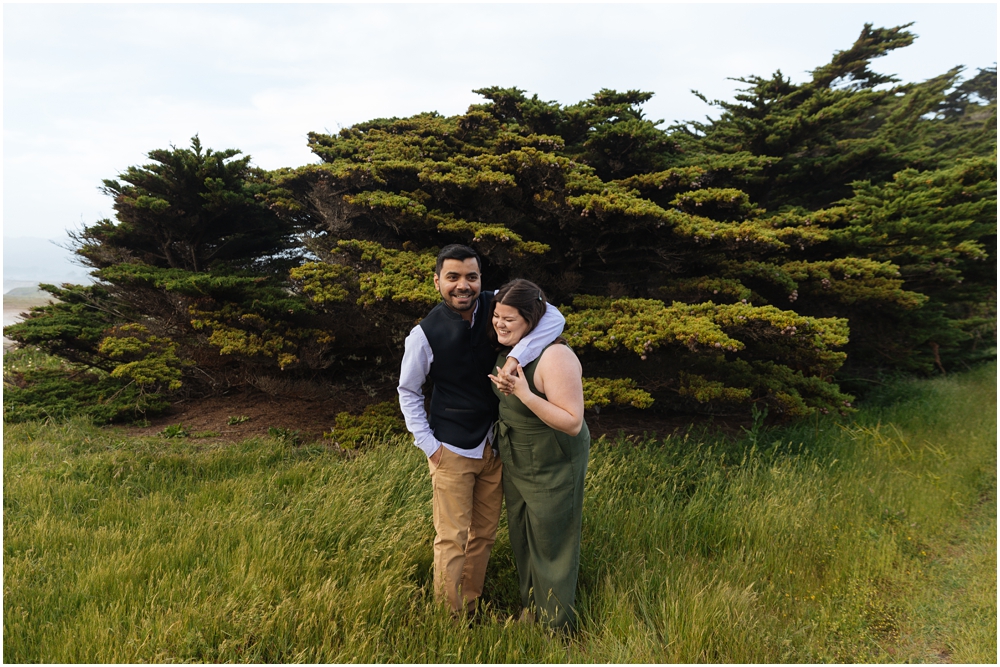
[268, 98, 859, 416]
[6, 25, 995, 423]
[74, 136, 298, 273]
[667, 25, 997, 377]
[8, 138, 317, 409]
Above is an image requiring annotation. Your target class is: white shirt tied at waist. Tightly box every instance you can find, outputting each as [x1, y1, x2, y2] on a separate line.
[397, 298, 565, 459]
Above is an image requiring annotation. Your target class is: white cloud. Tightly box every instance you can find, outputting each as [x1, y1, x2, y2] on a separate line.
[3, 2, 996, 244]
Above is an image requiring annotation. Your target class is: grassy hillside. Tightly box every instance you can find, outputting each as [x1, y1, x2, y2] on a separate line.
[3, 364, 996, 662]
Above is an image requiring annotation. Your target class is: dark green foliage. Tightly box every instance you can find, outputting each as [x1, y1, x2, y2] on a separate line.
[92, 262, 322, 372]
[4, 24, 995, 424]
[467, 87, 676, 178]
[72, 136, 298, 273]
[4, 266, 328, 392]
[946, 66, 997, 111]
[827, 158, 997, 374]
[272, 105, 857, 414]
[924, 66, 997, 163]
[5, 137, 324, 416]
[3, 348, 169, 424]
[5, 138, 338, 416]
[159, 424, 191, 439]
[263, 24, 992, 415]
[3, 284, 130, 370]
[673, 24, 996, 211]
[665, 24, 996, 377]
[268, 426, 302, 445]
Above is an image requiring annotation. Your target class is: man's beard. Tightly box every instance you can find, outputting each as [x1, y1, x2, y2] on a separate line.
[445, 290, 477, 311]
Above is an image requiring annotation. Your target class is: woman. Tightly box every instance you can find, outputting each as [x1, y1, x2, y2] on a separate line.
[488, 279, 590, 633]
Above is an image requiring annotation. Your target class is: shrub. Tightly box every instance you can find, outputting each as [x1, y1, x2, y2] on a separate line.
[325, 402, 408, 449]
[268, 426, 302, 445]
[159, 424, 191, 439]
[3, 348, 169, 424]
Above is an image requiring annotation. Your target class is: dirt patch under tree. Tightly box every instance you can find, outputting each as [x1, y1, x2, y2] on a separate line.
[125, 380, 751, 445]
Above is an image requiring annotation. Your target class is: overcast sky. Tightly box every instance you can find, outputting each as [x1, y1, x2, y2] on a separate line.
[3, 2, 997, 244]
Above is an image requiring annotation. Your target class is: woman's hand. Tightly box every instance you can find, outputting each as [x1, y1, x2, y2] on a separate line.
[488, 356, 531, 395]
[506, 363, 531, 400]
[491, 363, 531, 400]
[489, 365, 522, 396]
[488, 367, 508, 393]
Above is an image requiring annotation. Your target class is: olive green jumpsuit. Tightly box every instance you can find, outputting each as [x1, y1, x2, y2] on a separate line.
[493, 346, 590, 632]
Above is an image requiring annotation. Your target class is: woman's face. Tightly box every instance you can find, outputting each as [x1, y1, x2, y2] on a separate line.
[493, 302, 530, 347]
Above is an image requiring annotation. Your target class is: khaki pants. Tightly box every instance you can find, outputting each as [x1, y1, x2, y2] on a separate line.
[429, 445, 503, 614]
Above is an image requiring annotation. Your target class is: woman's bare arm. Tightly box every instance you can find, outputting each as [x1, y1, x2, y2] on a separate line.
[503, 344, 585, 436]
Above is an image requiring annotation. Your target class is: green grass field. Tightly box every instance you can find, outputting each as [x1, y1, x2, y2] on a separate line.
[4, 364, 996, 662]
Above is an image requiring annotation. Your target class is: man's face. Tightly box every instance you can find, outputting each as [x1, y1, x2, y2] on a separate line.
[434, 257, 481, 316]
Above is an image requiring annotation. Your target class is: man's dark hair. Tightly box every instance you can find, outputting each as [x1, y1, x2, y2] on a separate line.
[435, 244, 481, 275]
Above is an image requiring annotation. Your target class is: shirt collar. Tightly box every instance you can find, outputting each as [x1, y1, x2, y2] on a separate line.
[469, 298, 480, 328]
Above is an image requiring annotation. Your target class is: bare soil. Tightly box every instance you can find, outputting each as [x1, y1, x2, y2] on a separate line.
[124, 384, 750, 444]
[124, 386, 377, 442]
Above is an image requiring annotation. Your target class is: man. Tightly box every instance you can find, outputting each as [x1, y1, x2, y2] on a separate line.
[397, 244, 565, 615]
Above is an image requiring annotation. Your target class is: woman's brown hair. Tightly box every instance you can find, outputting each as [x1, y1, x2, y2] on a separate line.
[488, 279, 549, 348]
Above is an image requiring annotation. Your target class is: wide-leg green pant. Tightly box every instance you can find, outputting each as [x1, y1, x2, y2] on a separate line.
[496, 416, 590, 631]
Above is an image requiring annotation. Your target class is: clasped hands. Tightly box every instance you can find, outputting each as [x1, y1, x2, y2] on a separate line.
[489, 357, 526, 397]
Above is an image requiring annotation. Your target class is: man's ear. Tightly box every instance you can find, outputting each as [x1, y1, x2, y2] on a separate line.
[433, 273, 440, 291]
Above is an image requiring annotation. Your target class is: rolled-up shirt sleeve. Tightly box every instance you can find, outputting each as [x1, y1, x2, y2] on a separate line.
[508, 301, 566, 366]
[397, 326, 441, 458]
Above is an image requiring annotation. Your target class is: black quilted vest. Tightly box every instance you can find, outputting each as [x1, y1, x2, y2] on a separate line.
[419, 291, 498, 449]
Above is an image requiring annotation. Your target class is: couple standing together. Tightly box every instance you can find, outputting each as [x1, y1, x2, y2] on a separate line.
[398, 244, 590, 632]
